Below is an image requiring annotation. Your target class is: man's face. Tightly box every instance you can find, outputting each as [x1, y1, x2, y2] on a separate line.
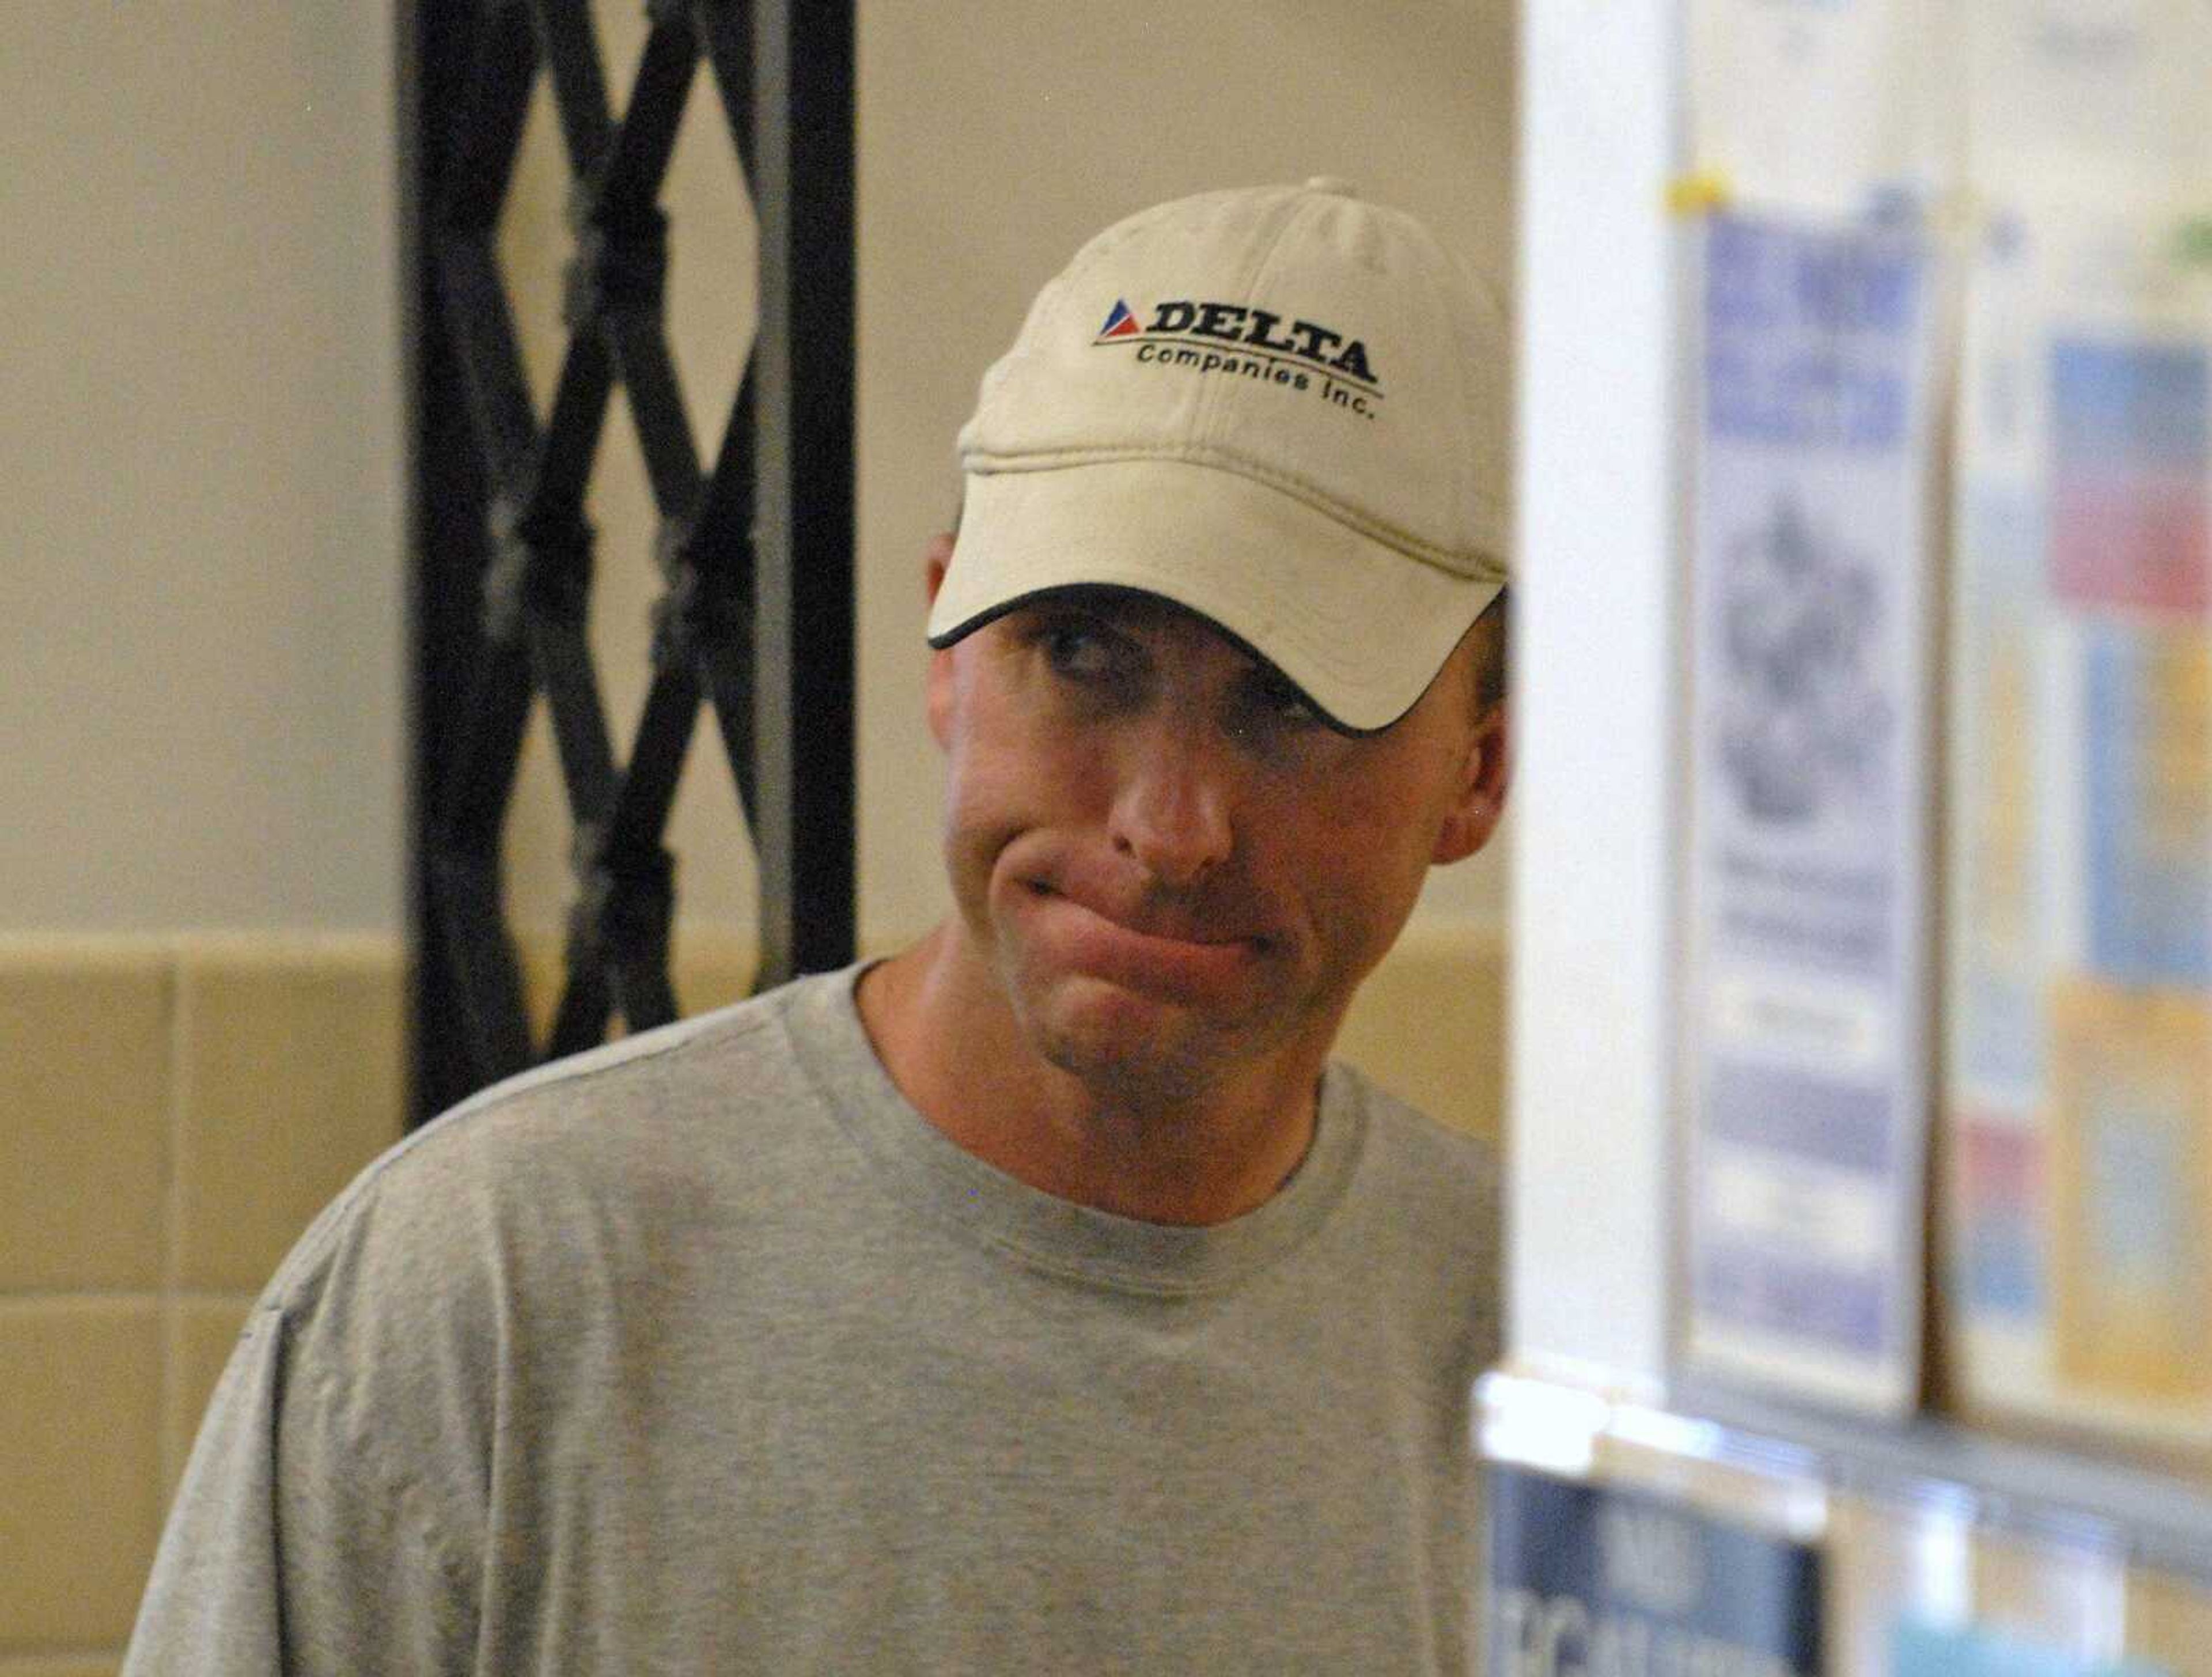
[927, 580, 1505, 1106]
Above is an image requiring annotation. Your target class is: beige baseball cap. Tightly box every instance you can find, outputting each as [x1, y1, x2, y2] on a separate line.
[929, 178, 1512, 732]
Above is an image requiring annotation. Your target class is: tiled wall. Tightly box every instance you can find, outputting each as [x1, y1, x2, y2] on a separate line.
[0, 937, 405, 1676]
[0, 924, 1503, 1672]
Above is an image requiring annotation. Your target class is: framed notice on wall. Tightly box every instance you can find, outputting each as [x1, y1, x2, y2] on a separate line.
[1679, 209, 1944, 1415]
[1486, 1462, 1824, 1677]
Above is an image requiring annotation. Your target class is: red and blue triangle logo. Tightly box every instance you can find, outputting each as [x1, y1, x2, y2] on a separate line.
[1097, 300, 1141, 339]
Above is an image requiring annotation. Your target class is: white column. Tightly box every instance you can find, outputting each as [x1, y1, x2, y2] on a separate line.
[1508, 0, 1684, 1391]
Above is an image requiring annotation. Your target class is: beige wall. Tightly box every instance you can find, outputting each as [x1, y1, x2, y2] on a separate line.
[2, 5, 1512, 1667]
[2, 6, 404, 933]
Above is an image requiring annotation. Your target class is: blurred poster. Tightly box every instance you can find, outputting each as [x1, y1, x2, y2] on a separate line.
[1944, 209, 2066, 1421]
[1947, 213, 2046, 1108]
[2051, 343, 2210, 623]
[2078, 622, 2212, 980]
[2051, 981, 2212, 1405]
[1688, 0, 1959, 215]
[1943, 190, 2212, 1453]
[1892, 1622, 2168, 1677]
[1887, 1519, 2150, 1675]
[1972, 1527, 2134, 1670]
[1681, 212, 1941, 1414]
[1824, 1491, 1972, 1677]
[1486, 1463, 1823, 1677]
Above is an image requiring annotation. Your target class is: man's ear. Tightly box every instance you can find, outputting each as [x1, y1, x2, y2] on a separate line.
[924, 531, 955, 607]
[923, 532, 957, 749]
[1431, 703, 1512, 865]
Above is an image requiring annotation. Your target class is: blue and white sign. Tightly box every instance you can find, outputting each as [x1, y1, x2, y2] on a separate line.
[1683, 211, 1941, 1413]
[1486, 1463, 1823, 1677]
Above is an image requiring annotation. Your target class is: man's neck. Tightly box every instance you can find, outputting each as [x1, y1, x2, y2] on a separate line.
[854, 925, 1324, 1226]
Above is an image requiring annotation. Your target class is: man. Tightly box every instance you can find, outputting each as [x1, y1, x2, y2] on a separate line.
[125, 178, 1512, 1674]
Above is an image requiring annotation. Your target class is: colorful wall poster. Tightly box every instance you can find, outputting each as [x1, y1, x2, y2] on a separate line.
[1944, 206, 2066, 1422]
[2050, 340, 2210, 621]
[1681, 211, 1942, 1414]
[2080, 623, 2212, 985]
[2051, 981, 2212, 1406]
[1947, 211, 2048, 1104]
[1941, 188, 2212, 1453]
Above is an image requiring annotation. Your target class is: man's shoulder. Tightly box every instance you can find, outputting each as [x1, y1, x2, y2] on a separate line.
[415, 975, 808, 1140]
[262, 970, 859, 1315]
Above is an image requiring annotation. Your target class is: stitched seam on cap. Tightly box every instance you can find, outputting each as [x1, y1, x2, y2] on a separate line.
[1193, 189, 1306, 449]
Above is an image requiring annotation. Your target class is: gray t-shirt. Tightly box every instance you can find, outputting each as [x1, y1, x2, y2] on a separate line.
[124, 967, 1500, 1674]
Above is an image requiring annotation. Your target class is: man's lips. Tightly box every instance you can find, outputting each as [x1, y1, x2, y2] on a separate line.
[1016, 881, 1266, 991]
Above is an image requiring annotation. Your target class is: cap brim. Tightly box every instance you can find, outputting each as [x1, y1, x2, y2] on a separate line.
[928, 460, 1503, 733]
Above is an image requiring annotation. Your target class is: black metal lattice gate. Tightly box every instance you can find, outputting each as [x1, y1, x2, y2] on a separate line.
[399, 0, 854, 1126]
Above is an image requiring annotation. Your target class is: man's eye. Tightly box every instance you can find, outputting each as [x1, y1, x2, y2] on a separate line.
[1252, 673, 1323, 729]
[1041, 622, 1124, 680]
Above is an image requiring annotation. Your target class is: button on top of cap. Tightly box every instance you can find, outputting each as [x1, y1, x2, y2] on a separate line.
[1302, 176, 1359, 198]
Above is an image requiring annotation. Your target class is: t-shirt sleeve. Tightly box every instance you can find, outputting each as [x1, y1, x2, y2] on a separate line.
[122, 1199, 485, 1675]
[120, 1309, 291, 1674]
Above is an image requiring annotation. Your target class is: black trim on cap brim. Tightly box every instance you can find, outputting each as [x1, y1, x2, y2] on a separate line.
[923, 582, 1441, 737]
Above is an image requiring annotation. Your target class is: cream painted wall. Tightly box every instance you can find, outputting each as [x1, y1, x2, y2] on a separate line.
[3, 3, 1514, 945]
[2, 6, 404, 930]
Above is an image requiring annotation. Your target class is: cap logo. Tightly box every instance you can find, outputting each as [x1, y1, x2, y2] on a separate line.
[1097, 299, 1142, 339]
[1094, 297, 1381, 417]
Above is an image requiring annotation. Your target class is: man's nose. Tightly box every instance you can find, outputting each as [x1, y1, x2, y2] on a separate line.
[1107, 718, 1237, 887]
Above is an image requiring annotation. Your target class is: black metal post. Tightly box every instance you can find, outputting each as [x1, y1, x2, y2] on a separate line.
[401, 0, 857, 1126]
[741, 0, 857, 986]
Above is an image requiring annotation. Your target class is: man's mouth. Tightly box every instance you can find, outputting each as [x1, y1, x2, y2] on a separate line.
[1018, 880, 1267, 990]
[1025, 879, 1259, 945]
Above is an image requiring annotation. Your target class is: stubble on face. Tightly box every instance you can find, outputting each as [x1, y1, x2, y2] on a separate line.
[857, 579, 1503, 1224]
[942, 749, 1293, 1115]
[932, 597, 1475, 1122]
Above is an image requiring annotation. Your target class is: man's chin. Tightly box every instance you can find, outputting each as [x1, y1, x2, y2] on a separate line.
[1017, 974, 1247, 1106]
